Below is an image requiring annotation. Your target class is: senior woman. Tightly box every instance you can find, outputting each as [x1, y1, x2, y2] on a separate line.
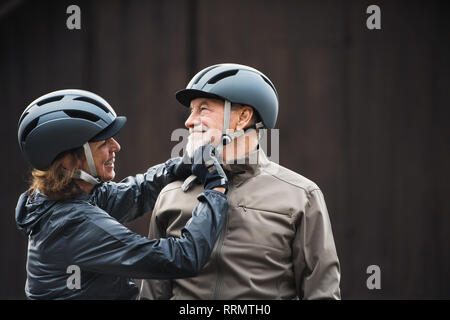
[15, 89, 228, 299]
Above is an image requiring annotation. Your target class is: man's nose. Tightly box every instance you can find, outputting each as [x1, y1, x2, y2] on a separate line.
[185, 111, 200, 129]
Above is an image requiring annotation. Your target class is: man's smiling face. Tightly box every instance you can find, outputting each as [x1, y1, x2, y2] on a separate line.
[184, 98, 226, 157]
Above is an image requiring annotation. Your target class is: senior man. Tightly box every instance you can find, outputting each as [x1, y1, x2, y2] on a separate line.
[140, 63, 341, 300]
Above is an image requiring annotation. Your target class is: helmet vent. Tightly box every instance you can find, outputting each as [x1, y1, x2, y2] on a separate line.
[36, 95, 64, 106]
[207, 70, 238, 84]
[21, 117, 39, 142]
[64, 110, 100, 122]
[18, 112, 29, 127]
[260, 75, 277, 96]
[193, 65, 220, 85]
[74, 96, 110, 114]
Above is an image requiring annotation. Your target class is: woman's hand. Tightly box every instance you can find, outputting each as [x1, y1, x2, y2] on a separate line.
[192, 145, 228, 193]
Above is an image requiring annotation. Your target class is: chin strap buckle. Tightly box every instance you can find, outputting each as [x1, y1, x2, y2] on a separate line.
[72, 169, 102, 185]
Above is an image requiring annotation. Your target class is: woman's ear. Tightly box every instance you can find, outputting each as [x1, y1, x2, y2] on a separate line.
[235, 106, 254, 131]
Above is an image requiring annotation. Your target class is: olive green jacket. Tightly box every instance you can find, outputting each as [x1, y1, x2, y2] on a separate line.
[140, 149, 341, 300]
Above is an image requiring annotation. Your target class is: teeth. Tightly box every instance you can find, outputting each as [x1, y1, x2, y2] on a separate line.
[105, 160, 114, 165]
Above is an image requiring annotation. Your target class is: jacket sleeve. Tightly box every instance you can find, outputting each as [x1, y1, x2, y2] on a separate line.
[292, 188, 341, 300]
[91, 157, 183, 223]
[139, 196, 174, 300]
[65, 190, 228, 280]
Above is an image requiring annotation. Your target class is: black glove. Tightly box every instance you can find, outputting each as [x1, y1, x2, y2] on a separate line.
[192, 145, 228, 193]
[167, 154, 192, 180]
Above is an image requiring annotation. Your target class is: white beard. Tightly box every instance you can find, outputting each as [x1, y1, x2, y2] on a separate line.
[185, 125, 222, 158]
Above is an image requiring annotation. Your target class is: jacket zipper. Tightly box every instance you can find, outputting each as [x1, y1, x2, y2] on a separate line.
[212, 184, 232, 299]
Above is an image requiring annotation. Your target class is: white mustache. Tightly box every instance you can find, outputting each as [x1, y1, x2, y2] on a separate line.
[189, 124, 209, 134]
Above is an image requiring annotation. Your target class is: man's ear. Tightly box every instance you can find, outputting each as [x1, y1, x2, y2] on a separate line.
[236, 106, 254, 131]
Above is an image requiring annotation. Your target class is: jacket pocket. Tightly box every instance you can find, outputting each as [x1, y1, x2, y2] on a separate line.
[231, 205, 295, 255]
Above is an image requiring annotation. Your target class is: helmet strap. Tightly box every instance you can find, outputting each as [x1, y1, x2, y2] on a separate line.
[70, 142, 102, 185]
[221, 100, 233, 146]
[220, 99, 265, 146]
[255, 121, 265, 144]
[217, 100, 265, 162]
[72, 169, 102, 185]
[83, 142, 98, 177]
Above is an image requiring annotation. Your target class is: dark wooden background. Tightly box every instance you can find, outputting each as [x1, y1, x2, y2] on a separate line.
[1, 0, 449, 299]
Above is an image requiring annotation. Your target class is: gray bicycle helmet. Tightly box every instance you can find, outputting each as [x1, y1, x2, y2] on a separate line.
[18, 89, 126, 183]
[176, 63, 279, 129]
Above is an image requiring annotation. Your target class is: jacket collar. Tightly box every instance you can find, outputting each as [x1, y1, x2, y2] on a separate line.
[222, 147, 270, 187]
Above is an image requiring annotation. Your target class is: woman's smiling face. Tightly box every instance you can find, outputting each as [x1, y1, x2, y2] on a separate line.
[87, 137, 121, 182]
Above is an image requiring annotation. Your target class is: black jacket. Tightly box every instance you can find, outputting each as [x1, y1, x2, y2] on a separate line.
[15, 159, 228, 299]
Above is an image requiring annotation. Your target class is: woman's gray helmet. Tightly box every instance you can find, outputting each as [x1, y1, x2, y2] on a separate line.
[18, 89, 126, 184]
[176, 63, 279, 144]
